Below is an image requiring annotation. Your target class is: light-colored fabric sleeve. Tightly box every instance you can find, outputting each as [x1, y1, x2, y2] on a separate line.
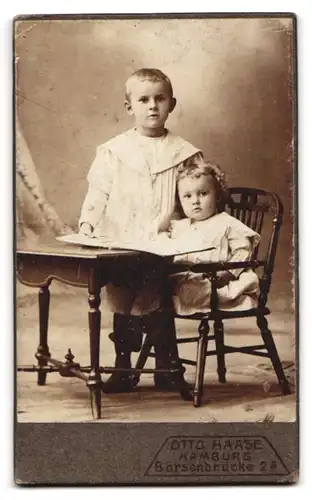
[226, 221, 260, 278]
[156, 221, 178, 243]
[167, 219, 182, 239]
[78, 145, 115, 229]
[227, 241, 251, 278]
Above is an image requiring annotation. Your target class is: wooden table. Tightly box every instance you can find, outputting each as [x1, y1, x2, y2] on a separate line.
[16, 242, 186, 419]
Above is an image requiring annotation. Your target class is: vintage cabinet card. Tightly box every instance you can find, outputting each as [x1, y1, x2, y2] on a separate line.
[14, 13, 298, 484]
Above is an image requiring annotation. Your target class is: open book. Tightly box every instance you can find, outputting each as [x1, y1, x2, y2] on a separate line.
[56, 233, 216, 257]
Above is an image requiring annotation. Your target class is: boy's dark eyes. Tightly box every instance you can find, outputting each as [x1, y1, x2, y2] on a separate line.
[138, 95, 166, 102]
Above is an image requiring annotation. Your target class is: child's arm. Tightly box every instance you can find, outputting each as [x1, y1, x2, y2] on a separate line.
[78, 145, 114, 235]
[79, 186, 109, 235]
[214, 239, 251, 288]
[215, 220, 260, 287]
[226, 235, 253, 277]
[80, 222, 93, 237]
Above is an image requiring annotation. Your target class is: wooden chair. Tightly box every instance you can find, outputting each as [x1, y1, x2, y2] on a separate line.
[134, 187, 291, 407]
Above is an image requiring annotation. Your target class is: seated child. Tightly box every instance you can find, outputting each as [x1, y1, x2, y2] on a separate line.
[168, 162, 260, 315]
[78, 68, 204, 392]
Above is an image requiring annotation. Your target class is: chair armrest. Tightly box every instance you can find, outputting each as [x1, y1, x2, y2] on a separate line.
[165, 260, 265, 275]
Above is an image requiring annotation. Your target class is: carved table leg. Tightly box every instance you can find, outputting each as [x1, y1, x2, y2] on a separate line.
[36, 286, 51, 385]
[87, 267, 102, 419]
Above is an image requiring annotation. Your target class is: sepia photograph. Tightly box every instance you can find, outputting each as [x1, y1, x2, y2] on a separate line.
[15, 14, 296, 432]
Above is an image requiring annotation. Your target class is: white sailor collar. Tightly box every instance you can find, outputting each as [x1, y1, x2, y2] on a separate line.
[103, 128, 201, 174]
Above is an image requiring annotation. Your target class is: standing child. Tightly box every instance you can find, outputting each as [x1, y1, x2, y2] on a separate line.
[168, 162, 260, 315]
[79, 68, 203, 392]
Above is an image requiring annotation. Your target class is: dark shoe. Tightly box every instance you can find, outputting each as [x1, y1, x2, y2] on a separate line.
[154, 371, 189, 390]
[154, 373, 180, 391]
[101, 373, 138, 393]
[154, 373, 193, 401]
[148, 311, 190, 394]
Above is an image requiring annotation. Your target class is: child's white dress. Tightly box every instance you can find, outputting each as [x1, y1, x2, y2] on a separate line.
[169, 212, 260, 315]
[80, 128, 201, 241]
[79, 128, 202, 315]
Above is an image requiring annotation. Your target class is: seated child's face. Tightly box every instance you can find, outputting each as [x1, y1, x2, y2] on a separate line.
[178, 175, 218, 221]
[125, 79, 176, 134]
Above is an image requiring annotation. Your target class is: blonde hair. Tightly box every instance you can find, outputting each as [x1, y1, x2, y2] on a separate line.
[178, 156, 227, 189]
[125, 68, 173, 101]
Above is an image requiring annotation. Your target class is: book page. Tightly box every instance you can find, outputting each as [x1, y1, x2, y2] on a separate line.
[56, 233, 216, 257]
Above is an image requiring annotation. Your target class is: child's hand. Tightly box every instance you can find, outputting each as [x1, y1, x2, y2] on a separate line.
[215, 270, 234, 289]
[79, 222, 93, 237]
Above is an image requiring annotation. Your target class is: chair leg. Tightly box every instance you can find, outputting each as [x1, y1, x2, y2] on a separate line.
[257, 315, 291, 395]
[214, 318, 226, 383]
[193, 320, 209, 407]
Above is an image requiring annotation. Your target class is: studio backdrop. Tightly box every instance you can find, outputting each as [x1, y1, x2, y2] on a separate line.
[15, 17, 295, 310]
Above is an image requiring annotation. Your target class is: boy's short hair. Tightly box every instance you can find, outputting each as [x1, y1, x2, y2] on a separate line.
[125, 68, 173, 100]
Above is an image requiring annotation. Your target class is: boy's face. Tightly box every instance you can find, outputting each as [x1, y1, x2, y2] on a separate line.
[178, 175, 218, 221]
[125, 79, 176, 136]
